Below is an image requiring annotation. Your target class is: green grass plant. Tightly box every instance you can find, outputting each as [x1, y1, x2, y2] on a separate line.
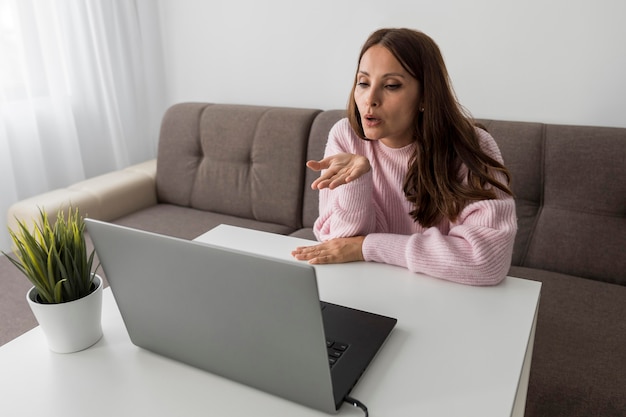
[3, 207, 99, 304]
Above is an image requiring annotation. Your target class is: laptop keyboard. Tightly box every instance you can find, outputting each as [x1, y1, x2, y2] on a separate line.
[326, 339, 349, 368]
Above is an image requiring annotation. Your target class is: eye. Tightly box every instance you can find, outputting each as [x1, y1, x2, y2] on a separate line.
[356, 82, 370, 88]
[385, 84, 401, 90]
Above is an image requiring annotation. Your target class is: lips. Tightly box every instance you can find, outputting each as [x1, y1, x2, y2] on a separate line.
[363, 114, 381, 127]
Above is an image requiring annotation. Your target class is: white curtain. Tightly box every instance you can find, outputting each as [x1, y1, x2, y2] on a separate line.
[0, 0, 167, 252]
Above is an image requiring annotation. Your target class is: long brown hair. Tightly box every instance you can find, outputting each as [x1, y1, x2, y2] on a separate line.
[348, 28, 513, 227]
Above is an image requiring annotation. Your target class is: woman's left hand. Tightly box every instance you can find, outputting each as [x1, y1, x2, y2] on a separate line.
[291, 236, 366, 264]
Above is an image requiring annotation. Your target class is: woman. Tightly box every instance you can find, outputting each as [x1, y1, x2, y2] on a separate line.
[291, 28, 517, 286]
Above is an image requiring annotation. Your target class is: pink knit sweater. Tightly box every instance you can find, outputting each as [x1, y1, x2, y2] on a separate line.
[314, 118, 517, 286]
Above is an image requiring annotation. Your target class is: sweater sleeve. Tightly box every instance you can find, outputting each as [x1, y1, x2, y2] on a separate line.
[362, 194, 517, 286]
[313, 173, 377, 240]
[313, 120, 377, 241]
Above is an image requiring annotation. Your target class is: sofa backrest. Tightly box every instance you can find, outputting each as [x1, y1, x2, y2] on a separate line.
[156, 103, 321, 230]
[480, 119, 626, 285]
[155, 102, 625, 286]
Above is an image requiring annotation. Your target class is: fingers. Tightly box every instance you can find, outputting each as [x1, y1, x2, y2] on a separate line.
[306, 158, 330, 172]
[324, 168, 359, 190]
[310, 170, 342, 190]
[307, 154, 370, 190]
[291, 237, 365, 264]
[312, 174, 347, 190]
[309, 164, 353, 190]
[307, 159, 334, 190]
[291, 245, 327, 264]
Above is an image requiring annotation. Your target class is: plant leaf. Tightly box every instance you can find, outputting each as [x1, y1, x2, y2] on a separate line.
[53, 279, 67, 304]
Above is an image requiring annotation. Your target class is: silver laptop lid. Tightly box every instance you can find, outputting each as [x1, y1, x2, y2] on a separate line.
[86, 219, 336, 413]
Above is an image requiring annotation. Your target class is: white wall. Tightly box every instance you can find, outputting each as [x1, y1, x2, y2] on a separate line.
[157, 0, 626, 128]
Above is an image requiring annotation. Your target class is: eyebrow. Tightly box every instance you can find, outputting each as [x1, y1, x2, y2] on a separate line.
[358, 70, 406, 78]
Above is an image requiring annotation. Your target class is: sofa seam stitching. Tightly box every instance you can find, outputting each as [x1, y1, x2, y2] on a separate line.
[249, 109, 268, 220]
[520, 124, 547, 266]
[189, 103, 211, 208]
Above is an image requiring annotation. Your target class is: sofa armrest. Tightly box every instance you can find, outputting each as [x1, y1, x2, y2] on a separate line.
[7, 159, 157, 232]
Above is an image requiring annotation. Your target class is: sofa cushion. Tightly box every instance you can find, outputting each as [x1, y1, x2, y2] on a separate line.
[156, 103, 321, 230]
[289, 227, 316, 241]
[478, 119, 544, 267]
[524, 125, 626, 285]
[483, 120, 626, 285]
[155, 102, 209, 205]
[112, 204, 295, 241]
[509, 266, 626, 417]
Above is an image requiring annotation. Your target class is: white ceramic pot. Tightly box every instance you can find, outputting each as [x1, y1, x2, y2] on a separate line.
[26, 274, 104, 353]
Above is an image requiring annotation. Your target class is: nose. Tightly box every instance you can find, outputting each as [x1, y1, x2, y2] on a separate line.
[364, 87, 380, 107]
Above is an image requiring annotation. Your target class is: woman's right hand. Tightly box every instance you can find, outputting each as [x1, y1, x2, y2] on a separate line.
[307, 153, 371, 190]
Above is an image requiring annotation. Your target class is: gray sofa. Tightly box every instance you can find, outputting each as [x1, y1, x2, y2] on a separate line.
[2, 103, 625, 416]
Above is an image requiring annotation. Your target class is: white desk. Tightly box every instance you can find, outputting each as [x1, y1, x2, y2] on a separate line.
[0, 225, 540, 417]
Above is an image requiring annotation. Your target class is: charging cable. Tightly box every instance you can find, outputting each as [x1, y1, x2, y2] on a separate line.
[344, 396, 369, 416]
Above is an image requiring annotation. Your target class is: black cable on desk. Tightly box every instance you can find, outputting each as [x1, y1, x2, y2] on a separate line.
[344, 396, 368, 416]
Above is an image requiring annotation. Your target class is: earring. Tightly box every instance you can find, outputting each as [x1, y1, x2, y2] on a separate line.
[420, 107, 425, 112]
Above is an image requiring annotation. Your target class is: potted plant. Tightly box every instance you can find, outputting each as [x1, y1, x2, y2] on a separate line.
[2, 207, 103, 353]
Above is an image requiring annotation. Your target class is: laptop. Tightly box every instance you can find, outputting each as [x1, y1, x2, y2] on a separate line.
[85, 219, 396, 414]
